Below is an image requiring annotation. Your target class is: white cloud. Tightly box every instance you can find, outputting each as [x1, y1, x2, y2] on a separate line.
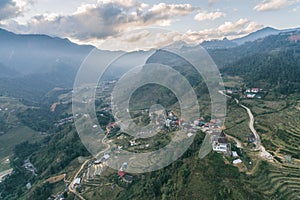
[243, 22, 263, 33]
[0, 0, 24, 20]
[182, 19, 263, 43]
[217, 18, 249, 33]
[208, 0, 217, 5]
[4, 1, 197, 40]
[194, 11, 225, 21]
[292, 6, 300, 11]
[100, 0, 139, 8]
[254, 0, 299, 11]
[148, 3, 195, 16]
[85, 28, 181, 51]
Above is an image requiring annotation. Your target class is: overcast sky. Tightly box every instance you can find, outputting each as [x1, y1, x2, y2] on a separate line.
[0, 0, 299, 51]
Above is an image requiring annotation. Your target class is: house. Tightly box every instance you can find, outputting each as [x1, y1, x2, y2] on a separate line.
[123, 174, 133, 183]
[199, 121, 206, 127]
[226, 89, 233, 94]
[204, 123, 210, 127]
[74, 178, 81, 185]
[26, 182, 32, 190]
[233, 159, 242, 164]
[103, 154, 110, 160]
[232, 151, 238, 157]
[251, 88, 260, 93]
[187, 133, 193, 138]
[247, 133, 256, 143]
[118, 171, 126, 177]
[130, 140, 137, 146]
[120, 162, 127, 171]
[212, 138, 229, 153]
[106, 122, 118, 133]
[210, 119, 217, 124]
[165, 119, 172, 127]
[246, 93, 256, 98]
[213, 141, 228, 153]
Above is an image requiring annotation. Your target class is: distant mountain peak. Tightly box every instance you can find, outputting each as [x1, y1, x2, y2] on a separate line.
[232, 26, 280, 45]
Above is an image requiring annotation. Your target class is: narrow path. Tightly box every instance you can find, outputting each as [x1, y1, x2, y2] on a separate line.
[218, 91, 273, 160]
[226, 134, 243, 148]
[239, 104, 273, 160]
[0, 168, 13, 181]
[68, 159, 89, 200]
[68, 134, 110, 200]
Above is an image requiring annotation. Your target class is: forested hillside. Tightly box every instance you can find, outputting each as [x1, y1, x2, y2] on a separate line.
[222, 50, 300, 94]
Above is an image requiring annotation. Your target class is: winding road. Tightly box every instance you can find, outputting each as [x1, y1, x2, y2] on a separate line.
[239, 104, 273, 159]
[219, 91, 273, 160]
[226, 134, 243, 148]
[68, 134, 111, 200]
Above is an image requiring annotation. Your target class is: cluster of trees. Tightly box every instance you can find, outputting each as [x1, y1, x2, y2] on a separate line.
[0, 115, 8, 134]
[114, 132, 263, 200]
[17, 103, 71, 132]
[0, 126, 89, 199]
[222, 50, 300, 94]
[0, 142, 40, 200]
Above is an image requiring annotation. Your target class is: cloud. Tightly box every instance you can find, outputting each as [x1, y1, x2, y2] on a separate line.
[243, 22, 263, 33]
[182, 19, 263, 43]
[143, 3, 197, 25]
[292, 6, 300, 11]
[218, 18, 249, 34]
[208, 0, 218, 5]
[0, 0, 24, 20]
[5, 1, 197, 40]
[194, 11, 225, 21]
[94, 29, 181, 51]
[254, 0, 299, 11]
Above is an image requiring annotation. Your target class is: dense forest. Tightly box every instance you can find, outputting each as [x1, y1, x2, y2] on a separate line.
[0, 127, 90, 200]
[222, 50, 300, 94]
[1, 29, 300, 200]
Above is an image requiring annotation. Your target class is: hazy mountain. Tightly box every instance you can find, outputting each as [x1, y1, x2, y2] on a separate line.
[232, 27, 281, 45]
[0, 28, 97, 101]
[200, 38, 238, 49]
[0, 28, 94, 75]
[1, 26, 299, 102]
[199, 27, 300, 49]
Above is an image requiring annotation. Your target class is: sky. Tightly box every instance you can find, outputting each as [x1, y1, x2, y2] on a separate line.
[0, 0, 300, 51]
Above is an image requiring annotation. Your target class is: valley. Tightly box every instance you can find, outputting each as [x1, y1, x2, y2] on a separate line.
[0, 27, 299, 200]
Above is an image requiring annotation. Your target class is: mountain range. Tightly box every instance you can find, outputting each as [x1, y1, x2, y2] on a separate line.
[0, 26, 299, 102]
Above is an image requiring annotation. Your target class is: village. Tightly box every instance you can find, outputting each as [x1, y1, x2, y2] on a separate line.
[66, 108, 250, 199]
[44, 83, 266, 199]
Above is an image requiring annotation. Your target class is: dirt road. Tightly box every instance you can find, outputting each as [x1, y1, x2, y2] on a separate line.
[68, 134, 111, 199]
[240, 104, 273, 160]
[219, 90, 273, 160]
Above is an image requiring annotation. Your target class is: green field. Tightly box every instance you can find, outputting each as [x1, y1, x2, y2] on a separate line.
[0, 97, 45, 171]
[0, 126, 44, 164]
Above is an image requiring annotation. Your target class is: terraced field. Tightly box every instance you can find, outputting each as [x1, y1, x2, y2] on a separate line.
[255, 104, 300, 160]
[224, 100, 250, 142]
[241, 94, 300, 199]
[248, 161, 300, 200]
[0, 97, 45, 169]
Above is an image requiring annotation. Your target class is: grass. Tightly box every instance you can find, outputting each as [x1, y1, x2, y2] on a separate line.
[224, 100, 250, 142]
[222, 76, 244, 88]
[0, 126, 44, 167]
[235, 93, 300, 199]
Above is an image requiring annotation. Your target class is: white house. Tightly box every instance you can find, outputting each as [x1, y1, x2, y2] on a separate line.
[233, 159, 242, 164]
